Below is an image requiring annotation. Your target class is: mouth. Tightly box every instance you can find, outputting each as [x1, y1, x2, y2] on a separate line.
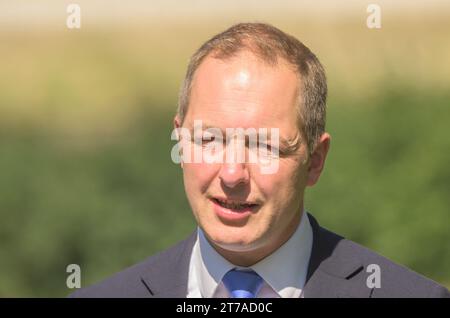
[211, 197, 259, 212]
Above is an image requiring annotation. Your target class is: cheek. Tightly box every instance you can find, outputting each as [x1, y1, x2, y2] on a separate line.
[183, 162, 219, 194]
[251, 160, 307, 201]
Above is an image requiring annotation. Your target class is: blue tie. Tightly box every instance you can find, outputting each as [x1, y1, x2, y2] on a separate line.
[222, 269, 263, 298]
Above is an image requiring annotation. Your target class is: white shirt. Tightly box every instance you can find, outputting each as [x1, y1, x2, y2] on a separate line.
[187, 212, 313, 298]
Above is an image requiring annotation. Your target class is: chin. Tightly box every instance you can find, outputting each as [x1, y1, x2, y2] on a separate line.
[214, 240, 259, 253]
[205, 226, 262, 252]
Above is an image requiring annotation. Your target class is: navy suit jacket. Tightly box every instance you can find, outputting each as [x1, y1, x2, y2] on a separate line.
[70, 213, 450, 298]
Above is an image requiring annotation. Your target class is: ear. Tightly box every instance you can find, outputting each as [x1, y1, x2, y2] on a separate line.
[174, 115, 182, 130]
[173, 115, 184, 168]
[307, 133, 331, 187]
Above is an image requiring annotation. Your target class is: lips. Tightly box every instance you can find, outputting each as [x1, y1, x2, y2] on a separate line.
[211, 197, 257, 223]
[212, 197, 258, 212]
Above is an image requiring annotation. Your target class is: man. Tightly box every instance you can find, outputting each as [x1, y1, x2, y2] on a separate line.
[71, 23, 449, 298]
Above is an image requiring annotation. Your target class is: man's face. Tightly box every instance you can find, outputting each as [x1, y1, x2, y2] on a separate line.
[177, 51, 314, 258]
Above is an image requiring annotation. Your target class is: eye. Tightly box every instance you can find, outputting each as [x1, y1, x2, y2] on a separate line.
[258, 142, 273, 151]
[192, 135, 222, 147]
[202, 137, 214, 145]
[258, 143, 281, 157]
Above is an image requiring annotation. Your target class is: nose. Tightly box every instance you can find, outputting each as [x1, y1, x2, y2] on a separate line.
[219, 162, 250, 188]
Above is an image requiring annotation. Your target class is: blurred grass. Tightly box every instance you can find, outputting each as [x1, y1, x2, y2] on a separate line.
[0, 15, 449, 296]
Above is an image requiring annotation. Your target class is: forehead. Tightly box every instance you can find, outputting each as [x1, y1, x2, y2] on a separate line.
[187, 51, 301, 131]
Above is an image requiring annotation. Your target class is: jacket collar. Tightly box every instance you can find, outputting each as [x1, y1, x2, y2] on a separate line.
[140, 213, 372, 298]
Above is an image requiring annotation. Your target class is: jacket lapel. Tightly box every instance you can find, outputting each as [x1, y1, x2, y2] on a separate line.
[303, 213, 373, 298]
[140, 231, 197, 297]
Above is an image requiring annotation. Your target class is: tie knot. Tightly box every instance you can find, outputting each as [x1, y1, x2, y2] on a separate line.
[222, 269, 263, 298]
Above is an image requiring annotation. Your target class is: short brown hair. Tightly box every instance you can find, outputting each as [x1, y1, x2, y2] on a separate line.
[177, 22, 327, 153]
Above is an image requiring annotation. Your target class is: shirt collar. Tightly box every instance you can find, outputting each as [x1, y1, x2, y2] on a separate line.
[193, 211, 313, 298]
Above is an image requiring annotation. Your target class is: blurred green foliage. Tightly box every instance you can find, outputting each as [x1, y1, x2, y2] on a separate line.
[1, 88, 449, 297]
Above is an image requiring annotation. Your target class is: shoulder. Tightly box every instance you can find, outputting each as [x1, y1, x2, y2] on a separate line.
[309, 215, 449, 298]
[339, 238, 448, 297]
[68, 232, 196, 298]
